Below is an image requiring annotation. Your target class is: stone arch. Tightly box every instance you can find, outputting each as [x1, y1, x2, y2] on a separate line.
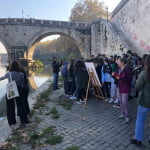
[27, 29, 85, 60]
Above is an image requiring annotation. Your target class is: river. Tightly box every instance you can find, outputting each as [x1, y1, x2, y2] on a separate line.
[0, 60, 52, 117]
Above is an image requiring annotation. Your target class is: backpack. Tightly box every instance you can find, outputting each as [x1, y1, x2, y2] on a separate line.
[61, 63, 68, 78]
[103, 64, 112, 74]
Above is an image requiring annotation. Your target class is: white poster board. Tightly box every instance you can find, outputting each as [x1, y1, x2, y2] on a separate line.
[85, 62, 102, 87]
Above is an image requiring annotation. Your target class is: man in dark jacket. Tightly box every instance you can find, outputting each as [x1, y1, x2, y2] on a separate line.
[52, 57, 62, 90]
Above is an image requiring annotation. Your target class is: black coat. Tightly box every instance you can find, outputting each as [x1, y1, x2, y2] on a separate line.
[52, 61, 62, 73]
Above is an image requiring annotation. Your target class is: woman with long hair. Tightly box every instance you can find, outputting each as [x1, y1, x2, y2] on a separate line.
[0, 61, 28, 127]
[74, 60, 89, 104]
[130, 55, 150, 146]
[112, 58, 132, 123]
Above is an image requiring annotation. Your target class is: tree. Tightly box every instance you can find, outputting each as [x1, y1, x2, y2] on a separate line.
[70, 0, 107, 22]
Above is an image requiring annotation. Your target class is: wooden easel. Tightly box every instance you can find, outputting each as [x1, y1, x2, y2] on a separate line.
[84, 69, 106, 109]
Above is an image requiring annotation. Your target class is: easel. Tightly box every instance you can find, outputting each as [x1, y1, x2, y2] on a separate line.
[84, 68, 106, 109]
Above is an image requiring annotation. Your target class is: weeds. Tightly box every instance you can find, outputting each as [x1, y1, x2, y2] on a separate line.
[58, 99, 74, 110]
[45, 135, 63, 145]
[65, 146, 79, 150]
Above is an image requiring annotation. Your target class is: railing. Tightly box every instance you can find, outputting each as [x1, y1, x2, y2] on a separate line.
[0, 18, 91, 29]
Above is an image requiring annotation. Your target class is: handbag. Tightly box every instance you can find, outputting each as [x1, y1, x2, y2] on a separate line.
[6, 72, 19, 100]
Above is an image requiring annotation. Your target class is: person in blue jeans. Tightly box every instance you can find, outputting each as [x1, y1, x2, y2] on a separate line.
[130, 55, 150, 146]
[52, 57, 62, 90]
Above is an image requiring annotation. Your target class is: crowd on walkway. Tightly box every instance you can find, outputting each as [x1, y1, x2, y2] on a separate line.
[52, 50, 150, 147]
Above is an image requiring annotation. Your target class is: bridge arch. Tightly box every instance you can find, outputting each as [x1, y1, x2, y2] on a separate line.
[27, 29, 85, 60]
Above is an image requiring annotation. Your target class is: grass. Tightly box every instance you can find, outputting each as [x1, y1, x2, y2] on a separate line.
[34, 116, 42, 123]
[59, 76, 64, 82]
[45, 135, 63, 145]
[58, 99, 74, 110]
[50, 107, 58, 114]
[65, 146, 79, 150]
[52, 113, 60, 119]
[42, 126, 55, 135]
[33, 84, 52, 110]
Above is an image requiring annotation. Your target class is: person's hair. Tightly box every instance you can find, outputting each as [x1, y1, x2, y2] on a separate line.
[74, 60, 86, 71]
[118, 58, 126, 64]
[144, 55, 150, 80]
[9, 61, 21, 72]
[68, 59, 75, 71]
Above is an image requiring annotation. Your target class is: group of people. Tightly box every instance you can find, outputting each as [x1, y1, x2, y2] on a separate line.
[52, 50, 150, 147]
[0, 61, 30, 128]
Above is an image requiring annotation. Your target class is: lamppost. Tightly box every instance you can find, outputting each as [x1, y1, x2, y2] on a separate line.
[106, 6, 108, 22]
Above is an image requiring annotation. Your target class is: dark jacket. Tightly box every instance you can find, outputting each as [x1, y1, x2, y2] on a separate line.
[118, 66, 132, 93]
[136, 71, 150, 108]
[52, 60, 62, 73]
[61, 62, 68, 78]
[74, 68, 89, 89]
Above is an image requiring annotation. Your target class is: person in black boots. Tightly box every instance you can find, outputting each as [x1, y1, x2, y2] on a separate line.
[52, 57, 62, 90]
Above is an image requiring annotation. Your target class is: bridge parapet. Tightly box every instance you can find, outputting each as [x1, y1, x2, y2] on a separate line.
[0, 18, 91, 29]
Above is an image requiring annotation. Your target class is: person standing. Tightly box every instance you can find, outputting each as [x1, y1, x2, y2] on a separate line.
[112, 58, 132, 123]
[52, 57, 62, 90]
[74, 60, 89, 104]
[101, 58, 112, 101]
[130, 55, 150, 146]
[0, 61, 29, 127]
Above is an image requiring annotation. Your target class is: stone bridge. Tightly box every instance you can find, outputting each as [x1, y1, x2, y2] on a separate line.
[0, 18, 91, 63]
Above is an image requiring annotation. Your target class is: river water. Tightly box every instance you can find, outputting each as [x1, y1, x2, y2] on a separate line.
[0, 60, 52, 117]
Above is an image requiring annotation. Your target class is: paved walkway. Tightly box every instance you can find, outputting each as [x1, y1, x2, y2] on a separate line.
[1, 87, 150, 150]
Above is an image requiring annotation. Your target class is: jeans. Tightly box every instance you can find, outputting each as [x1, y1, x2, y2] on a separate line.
[135, 105, 150, 141]
[118, 93, 129, 117]
[53, 73, 58, 90]
[111, 78, 117, 98]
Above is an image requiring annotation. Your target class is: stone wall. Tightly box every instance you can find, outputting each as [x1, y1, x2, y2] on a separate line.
[91, 19, 129, 56]
[111, 0, 150, 56]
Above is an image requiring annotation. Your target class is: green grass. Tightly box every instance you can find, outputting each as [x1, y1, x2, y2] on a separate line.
[59, 76, 64, 82]
[50, 107, 58, 114]
[45, 135, 63, 145]
[58, 99, 74, 110]
[42, 126, 55, 135]
[52, 113, 60, 119]
[65, 146, 79, 150]
[34, 116, 42, 123]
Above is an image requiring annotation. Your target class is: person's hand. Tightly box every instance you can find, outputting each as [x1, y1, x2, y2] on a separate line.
[112, 72, 115, 76]
[116, 76, 120, 80]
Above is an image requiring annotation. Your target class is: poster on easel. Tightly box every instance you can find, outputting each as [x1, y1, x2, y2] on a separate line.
[85, 62, 102, 87]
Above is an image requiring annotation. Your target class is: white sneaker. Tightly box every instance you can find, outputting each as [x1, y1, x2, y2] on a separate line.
[125, 117, 130, 123]
[70, 96, 77, 100]
[118, 114, 124, 119]
[109, 98, 114, 103]
[76, 101, 82, 104]
[114, 99, 119, 104]
[79, 99, 85, 104]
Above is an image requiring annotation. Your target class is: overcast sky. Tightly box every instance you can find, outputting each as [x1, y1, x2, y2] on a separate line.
[0, 0, 121, 53]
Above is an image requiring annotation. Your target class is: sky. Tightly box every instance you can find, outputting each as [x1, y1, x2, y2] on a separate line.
[0, 0, 121, 53]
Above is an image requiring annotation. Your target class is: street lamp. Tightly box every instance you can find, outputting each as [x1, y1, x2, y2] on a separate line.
[106, 6, 108, 22]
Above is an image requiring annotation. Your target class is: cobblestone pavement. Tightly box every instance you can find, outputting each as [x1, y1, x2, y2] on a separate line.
[1, 87, 150, 150]
[30, 88, 150, 150]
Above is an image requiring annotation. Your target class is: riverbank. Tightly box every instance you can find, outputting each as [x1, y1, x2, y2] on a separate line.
[0, 78, 52, 145]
